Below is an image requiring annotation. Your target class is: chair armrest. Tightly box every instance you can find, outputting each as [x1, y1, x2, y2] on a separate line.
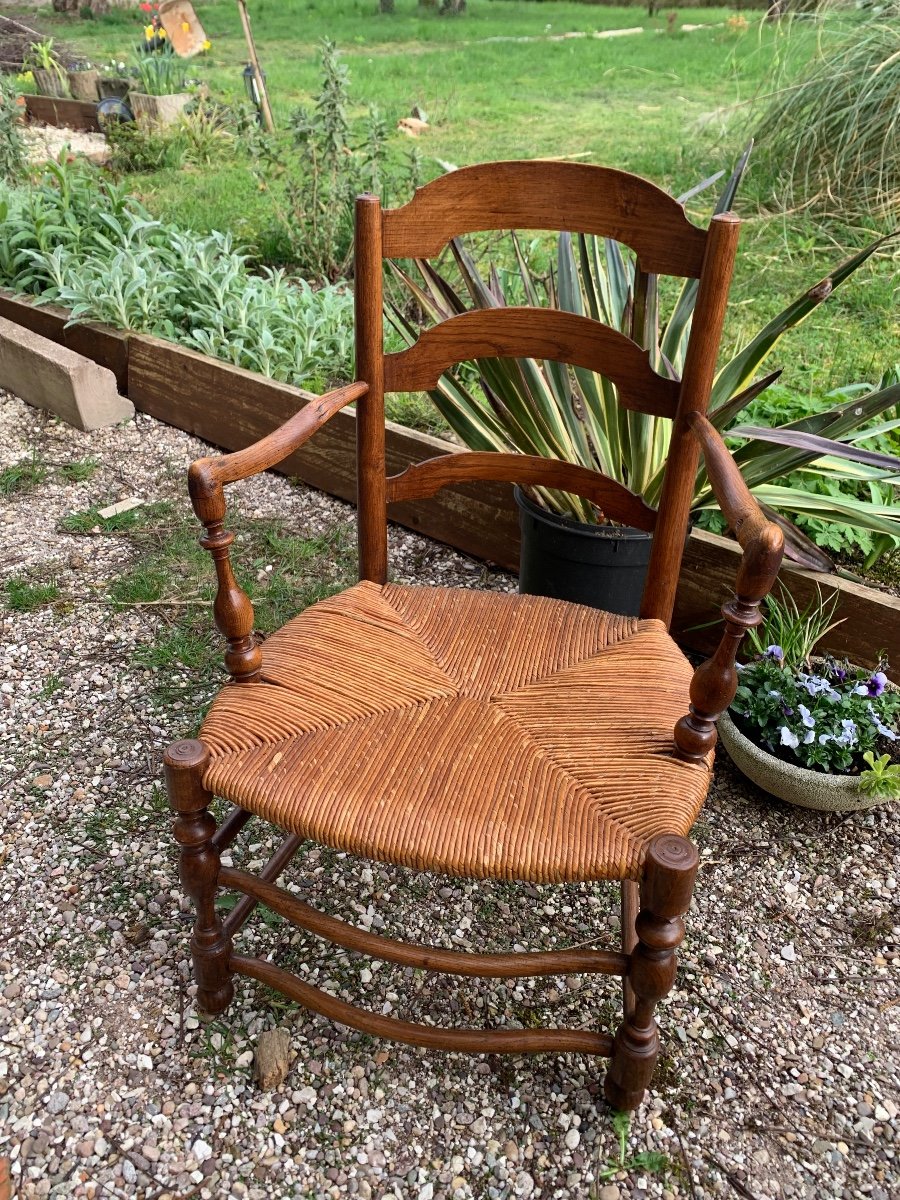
[674, 413, 785, 762]
[184, 380, 366, 682]
[188, 381, 367, 523]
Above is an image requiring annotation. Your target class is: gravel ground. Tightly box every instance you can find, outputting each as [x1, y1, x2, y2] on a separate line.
[23, 124, 110, 167]
[1, 389, 898, 1200]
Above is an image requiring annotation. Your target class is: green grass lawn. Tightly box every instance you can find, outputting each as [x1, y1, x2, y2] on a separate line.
[15, 0, 900, 399]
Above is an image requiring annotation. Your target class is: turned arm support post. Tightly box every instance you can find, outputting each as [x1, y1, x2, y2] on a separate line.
[674, 413, 784, 761]
[186, 382, 367, 682]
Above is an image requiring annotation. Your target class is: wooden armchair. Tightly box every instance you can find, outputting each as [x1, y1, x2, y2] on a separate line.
[165, 162, 784, 1111]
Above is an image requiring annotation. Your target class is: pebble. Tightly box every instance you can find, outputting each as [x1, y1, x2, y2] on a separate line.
[192, 1139, 213, 1164]
[45, 1090, 69, 1114]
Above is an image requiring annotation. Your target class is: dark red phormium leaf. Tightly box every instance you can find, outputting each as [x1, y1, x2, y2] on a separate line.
[760, 504, 836, 572]
[728, 426, 900, 472]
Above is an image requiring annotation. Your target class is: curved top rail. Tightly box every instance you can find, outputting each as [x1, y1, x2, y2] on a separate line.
[386, 451, 658, 533]
[383, 308, 679, 419]
[380, 161, 708, 276]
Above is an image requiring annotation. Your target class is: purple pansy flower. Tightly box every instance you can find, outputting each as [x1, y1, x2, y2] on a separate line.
[868, 671, 888, 697]
[798, 704, 816, 729]
[780, 726, 799, 749]
[855, 671, 888, 698]
[867, 703, 897, 741]
[799, 672, 840, 702]
[766, 645, 785, 664]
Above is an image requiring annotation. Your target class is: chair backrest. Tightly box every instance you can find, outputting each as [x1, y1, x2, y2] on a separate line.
[353, 160, 740, 628]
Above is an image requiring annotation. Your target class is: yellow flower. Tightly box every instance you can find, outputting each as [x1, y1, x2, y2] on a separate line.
[181, 21, 190, 32]
[159, 27, 167, 39]
[144, 24, 154, 38]
[202, 39, 211, 51]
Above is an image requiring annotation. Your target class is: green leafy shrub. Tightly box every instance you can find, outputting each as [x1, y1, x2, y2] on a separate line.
[247, 39, 411, 282]
[105, 119, 185, 173]
[0, 158, 354, 390]
[0, 78, 26, 184]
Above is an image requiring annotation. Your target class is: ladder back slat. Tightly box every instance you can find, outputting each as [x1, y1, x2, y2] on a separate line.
[382, 161, 707, 276]
[386, 451, 658, 533]
[383, 308, 679, 419]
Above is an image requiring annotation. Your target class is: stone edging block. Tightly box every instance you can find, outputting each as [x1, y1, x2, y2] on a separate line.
[0, 316, 135, 432]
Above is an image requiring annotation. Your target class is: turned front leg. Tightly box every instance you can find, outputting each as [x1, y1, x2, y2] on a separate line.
[605, 834, 698, 1111]
[164, 739, 234, 1017]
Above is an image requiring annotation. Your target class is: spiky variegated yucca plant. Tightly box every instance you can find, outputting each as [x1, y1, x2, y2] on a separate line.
[390, 150, 900, 570]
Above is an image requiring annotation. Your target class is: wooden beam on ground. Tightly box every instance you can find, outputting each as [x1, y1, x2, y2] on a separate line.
[24, 95, 101, 132]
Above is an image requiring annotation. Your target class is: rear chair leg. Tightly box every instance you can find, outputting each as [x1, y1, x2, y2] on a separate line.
[164, 739, 234, 1018]
[605, 834, 698, 1111]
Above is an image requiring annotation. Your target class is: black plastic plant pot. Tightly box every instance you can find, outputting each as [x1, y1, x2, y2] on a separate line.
[515, 486, 653, 617]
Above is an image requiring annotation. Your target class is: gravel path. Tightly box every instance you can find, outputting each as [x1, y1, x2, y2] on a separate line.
[1, 390, 898, 1200]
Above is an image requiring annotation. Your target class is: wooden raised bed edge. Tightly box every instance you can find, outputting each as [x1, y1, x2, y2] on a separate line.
[23, 95, 102, 134]
[2, 289, 896, 673]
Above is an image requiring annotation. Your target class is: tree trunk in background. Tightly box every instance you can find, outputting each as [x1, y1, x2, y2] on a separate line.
[380, 0, 395, 11]
[440, 0, 467, 12]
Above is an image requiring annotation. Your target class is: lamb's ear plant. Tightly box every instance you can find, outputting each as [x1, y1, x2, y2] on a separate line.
[0, 158, 354, 390]
[0, 78, 26, 184]
[389, 145, 900, 568]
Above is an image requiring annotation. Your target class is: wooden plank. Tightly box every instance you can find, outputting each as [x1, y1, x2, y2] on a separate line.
[384, 308, 678, 417]
[673, 529, 900, 676]
[0, 291, 129, 392]
[382, 161, 707, 276]
[24, 94, 101, 133]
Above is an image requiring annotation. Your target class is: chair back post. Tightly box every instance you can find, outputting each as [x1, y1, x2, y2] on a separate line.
[640, 212, 741, 627]
[354, 193, 388, 584]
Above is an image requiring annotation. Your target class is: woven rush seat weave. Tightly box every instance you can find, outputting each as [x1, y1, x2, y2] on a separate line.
[200, 582, 712, 883]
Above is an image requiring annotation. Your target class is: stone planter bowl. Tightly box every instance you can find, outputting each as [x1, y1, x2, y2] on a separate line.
[129, 91, 191, 127]
[717, 710, 885, 813]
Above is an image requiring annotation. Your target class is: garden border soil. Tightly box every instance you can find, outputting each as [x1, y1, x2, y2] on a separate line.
[3, 288, 897, 673]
